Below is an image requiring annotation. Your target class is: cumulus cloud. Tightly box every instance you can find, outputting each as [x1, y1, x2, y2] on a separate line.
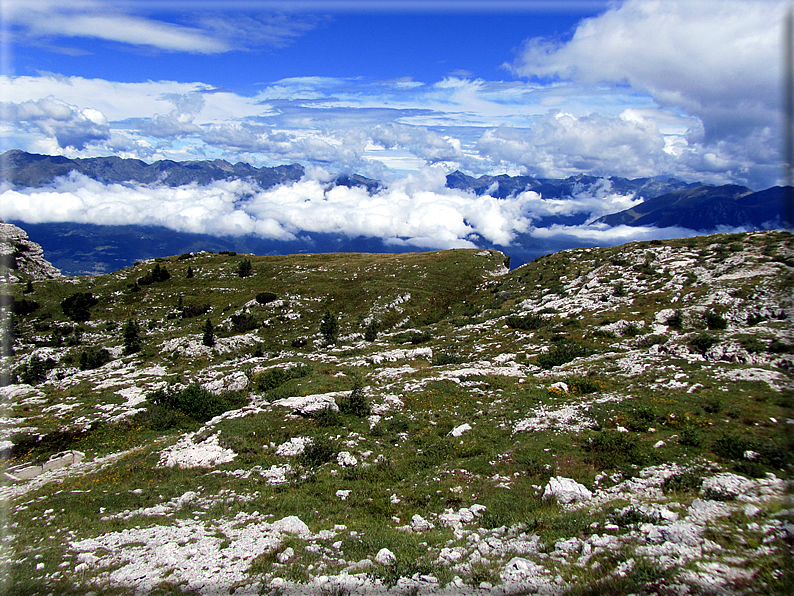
[370, 123, 463, 163]
[0, 167, 550, 249]
[0, 96, 110, 150]
[509, 0, 785, 185]
[477, 110, 674, 179]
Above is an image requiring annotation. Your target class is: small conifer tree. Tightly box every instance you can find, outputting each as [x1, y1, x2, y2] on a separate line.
[122, 319, 142, 354]
[202, 319, 216, 347]
[320, 310, 339, 345]
[237, 259, 253, 278]
[186, 265, 194, 279]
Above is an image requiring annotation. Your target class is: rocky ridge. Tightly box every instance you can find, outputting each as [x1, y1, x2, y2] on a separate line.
[0, 222, 62, 282]
[0, 229, 791, 595]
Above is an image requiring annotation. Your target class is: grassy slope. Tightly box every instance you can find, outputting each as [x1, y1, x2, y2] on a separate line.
[0, 232, 792, 595]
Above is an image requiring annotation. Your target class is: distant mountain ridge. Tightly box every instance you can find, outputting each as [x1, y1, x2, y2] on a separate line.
[1, 151, 791, 275]
[0, 149, 305, 189]
[595, 185, 789, 231]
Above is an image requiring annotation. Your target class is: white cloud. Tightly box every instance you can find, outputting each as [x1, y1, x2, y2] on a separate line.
[3, 0, 319, 54]
[0, 167, 547, 249]
[509, 0, 785, 185]
[1, 96, 110, 149]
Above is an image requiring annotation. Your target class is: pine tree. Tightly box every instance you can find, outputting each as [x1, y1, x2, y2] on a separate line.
[237, 259, 253, 278]
[186, 265, 194, 279]
[122, 319, 142, 354]
[202, 319, 215, 347]
[320, 310, 339, 345]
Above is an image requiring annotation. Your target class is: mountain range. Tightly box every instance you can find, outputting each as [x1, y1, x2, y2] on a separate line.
[1, 151, 790, 275]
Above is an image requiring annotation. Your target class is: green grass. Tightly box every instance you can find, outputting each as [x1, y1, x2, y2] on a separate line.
[3, 231, 793, 594]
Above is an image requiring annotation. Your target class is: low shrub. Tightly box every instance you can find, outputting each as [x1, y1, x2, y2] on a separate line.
[536, 340, 594, 369]
[431, 352, 466, 366]
[147, 383, 234, 422]
[636, 334, 668, 348]
[584, 431, 645, 470]
[768, 339, 793, 354]
[79, 346, 112, 370]
[18, 354, 57, 385]
[255, 292, 278, 305]
[666, 310, 683, 329]
[299, 437, 337, 467]
[740, 336, 766, 353]
[506, 312, 547, 331]
[138, 263, 170, 285]
[662, 472, 703, 493]
[610, 507, 658, 528]
[312, 406, 343, 427]
[567, 377, 601, 395]
[237, 259, 253, 278]
[181, 304, 210, 319]
[705, 310, 728, 330]
[678, 427, 703, 447]
[61, 292, 98, 322]
[253, 364, 310, 392]
[689, 333, 717, 354]
[337, 387, 371, 417]
[230, 313, 258, 333]
[363, 320, 380, 342]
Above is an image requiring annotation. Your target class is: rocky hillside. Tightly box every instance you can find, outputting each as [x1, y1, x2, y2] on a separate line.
[0, 221, 63, 282]
[0, 230, 792, 595]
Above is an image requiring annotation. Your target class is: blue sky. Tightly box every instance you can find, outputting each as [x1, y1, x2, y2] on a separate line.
[0, 1, 788, 252]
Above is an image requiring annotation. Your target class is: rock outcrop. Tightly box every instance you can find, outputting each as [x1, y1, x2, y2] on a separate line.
[0, 222, 61, 281]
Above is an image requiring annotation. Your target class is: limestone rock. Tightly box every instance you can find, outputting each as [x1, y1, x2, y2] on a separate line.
[374, 548, 396, 566]
[543, 476, 593, 504]
[0, 222, 62, 281]
[271, 516, 310, 537]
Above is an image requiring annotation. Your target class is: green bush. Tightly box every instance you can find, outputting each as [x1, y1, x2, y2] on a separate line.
[740, 336, 765, 353]
[122, 319, 142, 354]
[147, 383, 233, 422]
[536, 340, 593, 369]
[506, 312, 547, 331]
[567, 377, 601, 394]
[769, 339, 793, 354]
[662, 472, 703, 494]
[61, 292, 98, 322]
[312, 406, 343, 427]
[79, 346, 112, 370]
[678, 427, 703, 447]
[320, 310, 339, 345]
[705, 310, 728, 330]
[181, 304, 210, 319]
[202, 319, 215, 347]
[364, 319, 380, 342]
[237, 259, 253, 278]
[255, 292, 278, 305]
[138, 263, 170, 285]
[337, 387, 371, 417]
[299, 437, 337, 467]
[636, 334, 668, 348]
[431, 352, 466, 366]
[584, 431, 645, 470]
[689, 333, 717, 354]
[666, 310, 683, 329]
[19, 354, 57, 385]
[230, 313, 258, 333]
[253, 364, 310, 392]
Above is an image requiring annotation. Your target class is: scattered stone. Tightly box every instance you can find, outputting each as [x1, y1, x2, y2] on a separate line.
[543, 476, 593, 504]
[337, 451, 358, 467]
[374, 548, 396, 566]
[449, 423, 472, 437]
